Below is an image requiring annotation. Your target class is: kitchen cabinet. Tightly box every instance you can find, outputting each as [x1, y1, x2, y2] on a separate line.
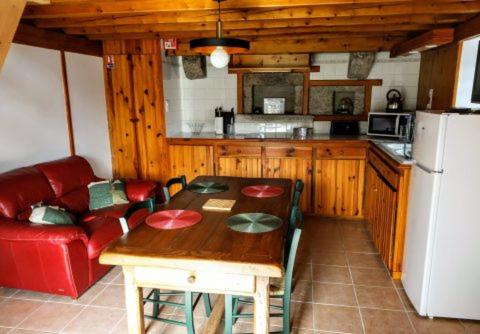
[364, 146, 411, 279]
[168, 144, 214, 194]
[263, 146, 313, 212]
[314, 145, 366, 218]
[215, 145, 262, 178]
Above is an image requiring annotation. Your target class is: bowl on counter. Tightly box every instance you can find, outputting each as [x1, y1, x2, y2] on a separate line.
[292, 127, 313, 139]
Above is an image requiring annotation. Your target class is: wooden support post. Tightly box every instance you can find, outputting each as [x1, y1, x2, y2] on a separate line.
[253, 276, 270, 334]
[0, 0, 26, 72]
[60, 51, 76, 156]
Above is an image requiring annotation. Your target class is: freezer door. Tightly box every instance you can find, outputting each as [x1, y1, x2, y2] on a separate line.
[402, 164, 442, 316]
[412, 111, 448, 172]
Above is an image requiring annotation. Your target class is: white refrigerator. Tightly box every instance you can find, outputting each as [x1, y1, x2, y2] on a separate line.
[402, 110, 480, 320]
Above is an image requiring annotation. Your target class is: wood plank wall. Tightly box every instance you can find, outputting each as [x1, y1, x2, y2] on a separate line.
[416, 42, 462, 110]
[103, 39, 169, 184]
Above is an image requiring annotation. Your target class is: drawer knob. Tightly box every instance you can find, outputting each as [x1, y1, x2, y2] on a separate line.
[187, 275, 196, 284]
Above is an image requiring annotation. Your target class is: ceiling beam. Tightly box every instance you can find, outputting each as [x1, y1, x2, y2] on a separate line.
[454, 13, 480, 41]
[33, 13, 468, 29]
[23, 2, 480, 20]
[28, 0, 50, 3]
[13, 23, 102, 56]
[1, 0, 26, 71]
[168, 36, 405, 55]
[390, 28, 454, 57]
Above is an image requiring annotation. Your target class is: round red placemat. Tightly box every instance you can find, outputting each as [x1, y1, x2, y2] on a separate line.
[241, 185, 284, 198]
[145, 210, 202, 230]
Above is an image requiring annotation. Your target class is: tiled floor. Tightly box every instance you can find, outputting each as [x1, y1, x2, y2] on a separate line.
[0, 217, 479, 333]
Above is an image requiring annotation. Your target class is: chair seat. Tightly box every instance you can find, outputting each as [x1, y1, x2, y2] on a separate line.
[269, 277, 285, 296]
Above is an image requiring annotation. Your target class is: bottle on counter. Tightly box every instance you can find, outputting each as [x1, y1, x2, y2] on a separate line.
[215, 107, 223, 135]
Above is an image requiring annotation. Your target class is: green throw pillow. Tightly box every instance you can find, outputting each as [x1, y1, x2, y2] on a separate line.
[88, 179, 129, 210]
[29, 205, 75, 225]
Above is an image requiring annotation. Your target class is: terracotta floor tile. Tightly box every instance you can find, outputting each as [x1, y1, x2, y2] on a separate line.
[393, 279, 404, 289]
[0, 288, 18, 298]
[461, 320, 480, 334]
[292, 280, 313, 302]
[9, 329, 52, 334]
[355, 286, 403, 310]
[73, 284, 108, 305]
[408, 312, 467, 334]
[310, 251, 348, 266]
[343, 238, 377, 253]
[294, 263, 313, 281]
[361, 308, 413, 334]
[0, 327, 12, 334]
[89, 284, 125, 308]
[0, 299, 43, 327]
[99, 266, 122, 283]
[313, 304, 362, 333]
[347, 252, 385, 269]
[18, 302, 83, 332]
[312, 265, 352, 284]
[62, 306, 124, 334]
[12, 290, 52, 302]
[110, 315, 129, 334]
[350, 267, 394, 287]
[313, 282, 357, 306]
[397, 288, 416, 312]
[309, 237, 344, 252]
[289, 302, 314, 330]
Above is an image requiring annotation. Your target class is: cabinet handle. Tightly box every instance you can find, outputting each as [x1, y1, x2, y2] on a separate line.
[373, 188, 378, 192]
[187, 275, 196, 284]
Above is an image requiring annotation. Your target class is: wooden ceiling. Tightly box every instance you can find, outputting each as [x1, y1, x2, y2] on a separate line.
[17, 0, 480, 55]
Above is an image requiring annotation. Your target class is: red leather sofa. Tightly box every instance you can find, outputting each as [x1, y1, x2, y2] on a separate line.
[0, 156, 157, 299]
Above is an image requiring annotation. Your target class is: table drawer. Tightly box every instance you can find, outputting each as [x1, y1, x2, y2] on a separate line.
[316, 146, 366, 159]
[133, 266, 256, 294]
[368, 150, 399, 189]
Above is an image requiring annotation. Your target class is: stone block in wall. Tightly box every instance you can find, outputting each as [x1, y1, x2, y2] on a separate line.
[182, 56, 207, 79]
[309, 86, 365, 115]
[347, 52, 376, 80]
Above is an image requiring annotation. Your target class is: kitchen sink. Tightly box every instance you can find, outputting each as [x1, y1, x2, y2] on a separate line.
[378, 142, 412, 160]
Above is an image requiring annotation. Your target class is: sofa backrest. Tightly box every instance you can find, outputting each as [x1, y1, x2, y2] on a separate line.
[0, 167, 54, 219]
[35, 156, 95, 214]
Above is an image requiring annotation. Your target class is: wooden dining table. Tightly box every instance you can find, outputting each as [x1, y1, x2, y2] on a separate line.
[100, 176, 292, 334]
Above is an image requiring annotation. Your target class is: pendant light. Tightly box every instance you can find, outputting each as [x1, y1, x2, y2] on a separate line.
[190, 0, 250, 69]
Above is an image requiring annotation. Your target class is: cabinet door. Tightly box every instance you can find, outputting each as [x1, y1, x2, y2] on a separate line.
[263, 146, 312, 212]
[217, 157, 262, 177]
[314, 159, 365, 218]
[169, 145, 214, 194]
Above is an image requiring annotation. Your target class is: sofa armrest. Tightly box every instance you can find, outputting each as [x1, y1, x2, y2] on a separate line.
[125, 179, 158, 202]
[0, 218, 88, 247]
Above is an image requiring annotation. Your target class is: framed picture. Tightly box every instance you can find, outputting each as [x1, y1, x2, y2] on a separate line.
[471, 41, 480, 103]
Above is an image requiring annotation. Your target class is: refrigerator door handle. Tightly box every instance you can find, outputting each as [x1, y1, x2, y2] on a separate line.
[416, 162, 444, 174]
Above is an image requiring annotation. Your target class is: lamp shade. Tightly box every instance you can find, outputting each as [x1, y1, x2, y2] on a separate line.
[210, 47, 230, 68]
[189, 37, 250, 55]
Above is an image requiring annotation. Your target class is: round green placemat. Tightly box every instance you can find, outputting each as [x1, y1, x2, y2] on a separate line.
[226, 213, 282, 233]
[187, 181, 229, 194]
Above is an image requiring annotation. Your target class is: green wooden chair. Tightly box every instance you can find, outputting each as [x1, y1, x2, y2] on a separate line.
[163, 175, 187, 203]
[118, 198, 155, 234]
[224, 223, 303, 334]
[291, 179, 304, 208]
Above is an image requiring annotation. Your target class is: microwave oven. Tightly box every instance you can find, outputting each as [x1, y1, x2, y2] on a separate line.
[367, 112, 413, 139]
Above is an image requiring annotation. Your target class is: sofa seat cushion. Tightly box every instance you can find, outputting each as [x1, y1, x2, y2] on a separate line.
[0, 167, 54, 219]
[78, 216, 123, 259]
[82, 203, 148, 230]
[35, 156, 95, 198]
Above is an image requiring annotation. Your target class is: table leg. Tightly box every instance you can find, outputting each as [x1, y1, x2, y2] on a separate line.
[253, 276, 270, 334]
[123, 267, 145, 334]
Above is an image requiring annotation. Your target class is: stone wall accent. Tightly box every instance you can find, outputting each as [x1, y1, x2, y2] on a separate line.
[309, 86, 365, 115]
[182, 56, 207, 79]
[347, 52, 376, 80]
[243, 73, 304, 114]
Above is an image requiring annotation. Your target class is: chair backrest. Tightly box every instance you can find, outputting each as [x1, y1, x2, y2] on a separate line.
[163, 175, 187, 202]
[291, 179, 304, 208]
[284, 205, 302, 265]
[283, 228, 302, 300]
[119, 198, 155, 234]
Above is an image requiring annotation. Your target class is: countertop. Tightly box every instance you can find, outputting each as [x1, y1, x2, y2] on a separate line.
[167, 132, 413, 165]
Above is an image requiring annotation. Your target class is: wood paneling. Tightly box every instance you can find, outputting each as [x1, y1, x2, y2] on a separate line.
[416, 42, 462, 110]
[217, 157, 262, 178]
[0, 0, 26, 71]
[263, 146, 313, 212]
[314, 159, 365, 218]
[103, 39, 169, 184]
[169, 145, 214, 193]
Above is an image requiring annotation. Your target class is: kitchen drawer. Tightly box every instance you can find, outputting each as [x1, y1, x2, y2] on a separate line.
[216, 145, 261, 157]
[133, 266, 255, 295]
[368, 150, 399, 189]
[316, 146, 366, 159]
[265, 146, 312, 159]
